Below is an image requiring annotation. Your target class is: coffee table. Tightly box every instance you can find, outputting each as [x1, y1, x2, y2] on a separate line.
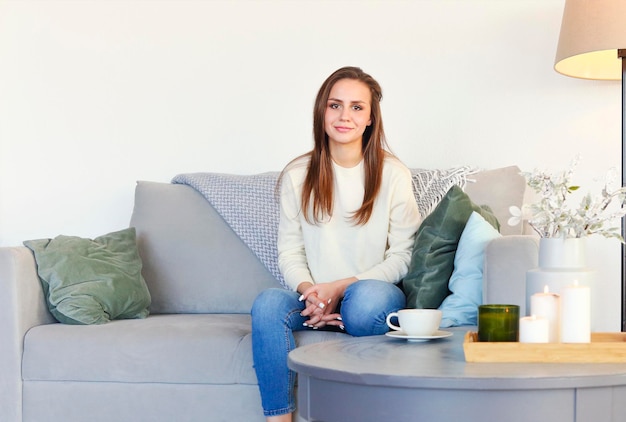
[288, 327, 626, 422]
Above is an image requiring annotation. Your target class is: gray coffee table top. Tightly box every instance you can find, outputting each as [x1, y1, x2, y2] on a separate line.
[289, 327, 626, 390]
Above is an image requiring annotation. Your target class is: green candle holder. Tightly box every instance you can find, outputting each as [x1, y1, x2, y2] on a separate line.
[478, 304, 520, 342]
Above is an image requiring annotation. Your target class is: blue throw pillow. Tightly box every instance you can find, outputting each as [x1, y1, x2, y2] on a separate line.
[439, 212, 502, 327]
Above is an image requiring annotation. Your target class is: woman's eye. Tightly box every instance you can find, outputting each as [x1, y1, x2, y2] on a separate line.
[329, 103, 340, 110]
[352, 105, 363, 111]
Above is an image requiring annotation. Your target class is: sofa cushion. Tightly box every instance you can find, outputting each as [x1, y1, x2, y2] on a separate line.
[130, 181, 280, 314]
[402, 186, 499, 310]
[22, 314, 345, 385]
[23, 228, 151, 325]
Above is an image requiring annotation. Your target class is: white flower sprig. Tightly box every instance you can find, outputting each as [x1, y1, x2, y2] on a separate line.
[509, 156, 626, 242]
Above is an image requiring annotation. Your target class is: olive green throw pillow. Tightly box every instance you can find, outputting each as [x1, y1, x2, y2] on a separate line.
[24, 227, 151, 325]
[403, 185, 499, 310]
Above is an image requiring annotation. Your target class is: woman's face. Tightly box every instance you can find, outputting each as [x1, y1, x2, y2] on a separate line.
[324, 78, 372, 150]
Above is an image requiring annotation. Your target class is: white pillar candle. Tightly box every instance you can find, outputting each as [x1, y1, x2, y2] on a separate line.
[530, 285, 561, 343]
[519, 315, 550, 343]
[560, 281, 591, 343]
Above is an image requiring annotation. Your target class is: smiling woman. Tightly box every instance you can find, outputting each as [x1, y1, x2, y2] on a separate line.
[250, 66, 421, 422]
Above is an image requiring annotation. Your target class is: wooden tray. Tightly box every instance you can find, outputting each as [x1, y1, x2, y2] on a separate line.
[463, 331, 626, 363]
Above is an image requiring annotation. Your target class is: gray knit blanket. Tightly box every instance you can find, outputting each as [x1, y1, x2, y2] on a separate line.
[172, 166, 475, 287]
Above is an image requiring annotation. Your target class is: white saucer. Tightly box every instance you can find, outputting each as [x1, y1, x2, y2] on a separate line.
[385, 330, 453, 342]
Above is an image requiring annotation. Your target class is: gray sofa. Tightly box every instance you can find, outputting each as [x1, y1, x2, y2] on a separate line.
[0, 166, 538, 422]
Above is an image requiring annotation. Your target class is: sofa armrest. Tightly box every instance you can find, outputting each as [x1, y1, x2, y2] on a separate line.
[483, 235, 539, 317]
[0, 246, 56, 422]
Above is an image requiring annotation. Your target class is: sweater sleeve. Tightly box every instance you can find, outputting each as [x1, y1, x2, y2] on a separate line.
[277, 169, 314, 291]
[354, 162, 421, 283]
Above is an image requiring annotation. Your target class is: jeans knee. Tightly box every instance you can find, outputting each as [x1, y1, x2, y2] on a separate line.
[345, 279, 405, 308]
[252, 288, 289, 320]
[252, 288, 274, 316]
[341, 280, 405, 337]
[252, 288, 303, 329]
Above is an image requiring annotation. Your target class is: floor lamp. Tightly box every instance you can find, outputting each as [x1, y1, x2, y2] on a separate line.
[554, 0, 626, 331]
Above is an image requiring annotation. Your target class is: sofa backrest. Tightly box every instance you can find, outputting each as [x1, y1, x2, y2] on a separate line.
[464, 165, 526, 236]
[130, 166, 526, 314]
[130, 181, 279, 314]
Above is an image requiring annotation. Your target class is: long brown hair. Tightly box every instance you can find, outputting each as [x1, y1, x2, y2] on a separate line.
[283, 66, 390, 225]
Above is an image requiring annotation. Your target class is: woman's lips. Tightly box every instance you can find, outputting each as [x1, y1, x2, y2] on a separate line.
[334, 126, 352, 133]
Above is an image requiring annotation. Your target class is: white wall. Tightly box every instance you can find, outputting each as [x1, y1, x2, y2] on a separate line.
[0, 0, 621, 330]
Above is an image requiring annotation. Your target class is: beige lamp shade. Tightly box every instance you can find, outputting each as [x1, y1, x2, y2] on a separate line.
[555, 0, 626, 80]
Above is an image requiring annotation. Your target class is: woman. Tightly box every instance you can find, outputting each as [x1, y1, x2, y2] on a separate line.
[251, 66, 421, 422]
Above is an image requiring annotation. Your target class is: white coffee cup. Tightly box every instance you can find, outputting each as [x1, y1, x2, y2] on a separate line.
[386, 309, 442, 336]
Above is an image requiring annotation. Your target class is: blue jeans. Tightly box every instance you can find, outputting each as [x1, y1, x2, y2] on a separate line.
[251, 279, 406, 417]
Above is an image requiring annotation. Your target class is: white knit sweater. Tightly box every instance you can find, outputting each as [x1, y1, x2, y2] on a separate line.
[277, 155, 421, 292]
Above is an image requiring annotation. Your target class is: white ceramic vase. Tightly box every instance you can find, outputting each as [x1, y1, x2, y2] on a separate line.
[525, 237, 594, 316]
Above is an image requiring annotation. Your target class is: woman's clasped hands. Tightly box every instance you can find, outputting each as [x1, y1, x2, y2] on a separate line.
[298, 278, 357, 330]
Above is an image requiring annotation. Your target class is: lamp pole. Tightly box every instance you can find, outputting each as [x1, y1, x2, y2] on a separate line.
[621, 49, 626, 331]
